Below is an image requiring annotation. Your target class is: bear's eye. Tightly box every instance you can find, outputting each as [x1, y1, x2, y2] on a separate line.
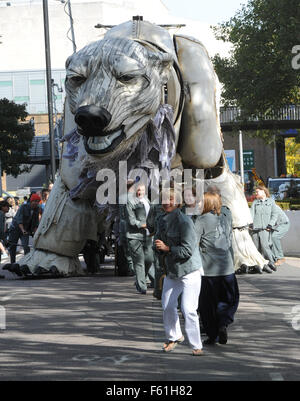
[118, 74, 136, 83]
[118, 73, 150, 86]
[66, 75, 86, 86]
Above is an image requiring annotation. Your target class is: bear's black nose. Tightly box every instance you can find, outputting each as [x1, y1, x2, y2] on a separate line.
[75, 105, 112, 136]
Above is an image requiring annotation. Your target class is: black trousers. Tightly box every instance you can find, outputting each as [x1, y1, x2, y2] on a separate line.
[199, 273, 240, 341]
[8, 228, 30, 264]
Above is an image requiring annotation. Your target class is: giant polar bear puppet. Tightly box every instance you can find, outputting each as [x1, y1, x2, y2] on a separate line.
[10, 18, 268, 277]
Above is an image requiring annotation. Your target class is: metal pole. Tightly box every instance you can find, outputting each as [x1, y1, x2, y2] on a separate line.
[273, 135, 278, 177]
[67, 0, 77, 53]
[239, 130, 244, 184]
[43, 0, 56, 183]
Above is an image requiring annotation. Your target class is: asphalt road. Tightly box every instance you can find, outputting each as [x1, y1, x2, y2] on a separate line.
[0, 257, 300, 383]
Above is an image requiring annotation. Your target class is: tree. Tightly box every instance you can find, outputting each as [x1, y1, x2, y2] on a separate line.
[0, 98, 35, 177]
[212, 0, 300, 121]
[285, 137, 300, 176]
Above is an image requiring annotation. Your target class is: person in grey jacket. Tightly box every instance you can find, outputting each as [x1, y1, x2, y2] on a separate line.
[126, 183, 153, 294]
[154, 187, 204, 356]
[272, 204, 290, 265]
[194, 192, 239, 345]
[250, 185, 278, 273]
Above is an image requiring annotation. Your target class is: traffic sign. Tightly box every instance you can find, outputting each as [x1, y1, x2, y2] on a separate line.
[243, 150, 255, 169]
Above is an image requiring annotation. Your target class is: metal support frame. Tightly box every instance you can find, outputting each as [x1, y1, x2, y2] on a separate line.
[43, 0, 56, 183]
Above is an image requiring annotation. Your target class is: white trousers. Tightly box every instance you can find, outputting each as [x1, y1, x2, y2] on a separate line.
[161, 269, 202, 350]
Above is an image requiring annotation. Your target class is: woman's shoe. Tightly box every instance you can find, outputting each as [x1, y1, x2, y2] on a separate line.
[162, 335, 185, 352]
[135, 281, 146, 294]
[263, 265, 273, 273]
[162, 341, 177, 352]
[192, 349, 204, 356]
[248, 265, 263, 274]
[236, 264, 248, 275]
[268, 263, 277, 271]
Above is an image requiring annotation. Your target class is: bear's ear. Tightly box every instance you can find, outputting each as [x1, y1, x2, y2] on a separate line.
[149, 51, 174, 84]
[65, 54, 73, 69]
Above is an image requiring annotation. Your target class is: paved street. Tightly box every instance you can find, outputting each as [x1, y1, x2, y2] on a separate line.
[0, 257, 300, 382]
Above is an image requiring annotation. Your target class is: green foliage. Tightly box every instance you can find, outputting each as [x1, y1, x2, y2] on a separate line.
[0, 98, 34, 177]
[212, 0, 300, 123]
[285, 137, 300, 176]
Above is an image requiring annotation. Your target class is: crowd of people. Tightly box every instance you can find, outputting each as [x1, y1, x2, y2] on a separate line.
[0, 179, 290, 355]
[117, 181, 242, 355]
[0, 184, 53, 265]
[117, 179, 290, 355]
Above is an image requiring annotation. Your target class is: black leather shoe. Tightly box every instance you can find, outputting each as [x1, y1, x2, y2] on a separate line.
[49, 266, 60, 276]
[268, 263, 277, 272]
[263, 265, 273, 273]
[135, 281, 146, 294]
[10, 264, 23, 277]
[249, 265, 263, 274]
[236, 264, 249, 275]
[20, 265, 32, 276]
[218, 326, 228, 344]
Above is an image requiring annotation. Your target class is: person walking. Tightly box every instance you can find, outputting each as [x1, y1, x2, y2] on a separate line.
[0, 200, 10, 261]
[126, 183, 153, 294]
[7, 193, 41, 264]
[272, 204, 290, 266]
[194, 192, 239, 345]
[249, 185, 278, 273]
[154, 187, 204, 356]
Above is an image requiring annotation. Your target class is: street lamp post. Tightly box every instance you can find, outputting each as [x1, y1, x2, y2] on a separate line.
[43, 0, 56, 183]
[239, 130, 244, 184]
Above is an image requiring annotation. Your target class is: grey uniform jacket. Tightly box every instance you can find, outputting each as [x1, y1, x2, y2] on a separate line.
[250, 198, 278, 229]
[119, 193, 134, 242]
[273, 205, 290, 228]
[154, 208, 203, 279]
[193, 210, 234, 277]
[125, 195, 150, 240]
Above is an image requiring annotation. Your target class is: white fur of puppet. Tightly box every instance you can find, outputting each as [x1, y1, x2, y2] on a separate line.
[13, 19, 266, 277]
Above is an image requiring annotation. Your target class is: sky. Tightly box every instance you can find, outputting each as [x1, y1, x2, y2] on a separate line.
[162, 0, 248, 25]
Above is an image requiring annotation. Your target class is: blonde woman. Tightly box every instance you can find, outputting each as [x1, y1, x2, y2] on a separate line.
[154, 188, 204, 356]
